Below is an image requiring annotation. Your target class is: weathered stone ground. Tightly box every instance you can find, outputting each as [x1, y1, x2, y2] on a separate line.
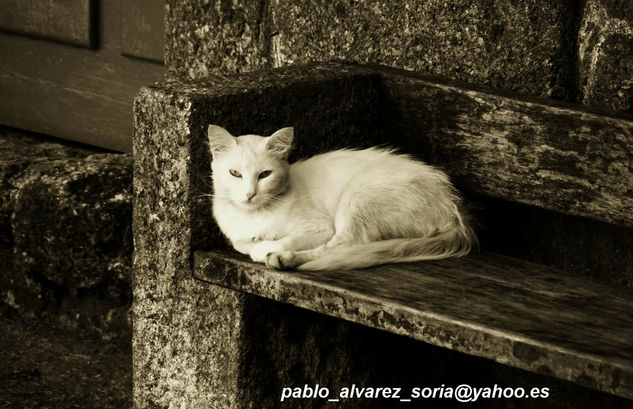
[0, 314, 131, 409]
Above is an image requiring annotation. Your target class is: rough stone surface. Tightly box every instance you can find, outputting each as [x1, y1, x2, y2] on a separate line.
[223, 291, 633, 409]
[165, 0, 269, 79]
[133, 82, 239, 408]
[132, 63, 381, 408]
[166, 1, 633, 114]
[379, 68, 633, 229]
[0, 128, 133, 341]
[579, 0, 633, 113]
[269, 0, 579, 100]
[0, 127, 92, 246]
[166, 0, 580, 100]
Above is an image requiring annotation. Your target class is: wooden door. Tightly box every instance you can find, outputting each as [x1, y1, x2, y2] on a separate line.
[0, 0, 165, 152]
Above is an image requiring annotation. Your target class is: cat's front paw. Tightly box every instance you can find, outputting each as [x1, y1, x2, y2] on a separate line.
[266, 251, 300, 270]
[250, 240, 284, 263]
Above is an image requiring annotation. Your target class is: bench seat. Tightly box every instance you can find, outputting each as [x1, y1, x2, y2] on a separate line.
[194, 249, 633, 399]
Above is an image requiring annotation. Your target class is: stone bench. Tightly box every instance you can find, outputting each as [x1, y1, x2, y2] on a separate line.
[132, 62, 633, 408]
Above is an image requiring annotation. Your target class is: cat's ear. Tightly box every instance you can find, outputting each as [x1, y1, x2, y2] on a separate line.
[208, 125, 235, 158]
[265, 127, 294, 159]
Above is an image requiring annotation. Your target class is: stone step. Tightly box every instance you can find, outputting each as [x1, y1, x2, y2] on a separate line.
[195, 249, 633, 400]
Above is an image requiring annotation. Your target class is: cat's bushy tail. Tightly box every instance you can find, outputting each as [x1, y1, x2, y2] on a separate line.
[297, 220, 477, 271]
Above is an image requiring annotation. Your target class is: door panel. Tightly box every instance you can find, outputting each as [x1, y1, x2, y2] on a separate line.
[121, 0, 164, 63]
[0, 0, 96, 48]
[0, 0, 164, 152]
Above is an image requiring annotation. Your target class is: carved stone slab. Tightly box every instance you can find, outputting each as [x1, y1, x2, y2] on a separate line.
[379, 68, 633, 228]
[195, 250, 633, 399]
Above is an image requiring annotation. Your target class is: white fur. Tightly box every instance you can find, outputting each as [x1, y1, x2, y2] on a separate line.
[208, 125, 476, 270]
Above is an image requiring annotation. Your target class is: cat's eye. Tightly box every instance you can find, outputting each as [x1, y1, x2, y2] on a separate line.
[229, 169, 242, 178]
[258, 170, 273, 180]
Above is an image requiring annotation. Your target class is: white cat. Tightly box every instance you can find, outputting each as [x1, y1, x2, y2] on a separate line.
[208, 125, 476, 270]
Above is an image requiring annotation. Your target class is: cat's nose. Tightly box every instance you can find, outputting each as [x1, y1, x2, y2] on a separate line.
[246, 192, 256, 201]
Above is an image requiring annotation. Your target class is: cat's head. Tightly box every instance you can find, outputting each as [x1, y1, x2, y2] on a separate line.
[208, 125, 293, 210]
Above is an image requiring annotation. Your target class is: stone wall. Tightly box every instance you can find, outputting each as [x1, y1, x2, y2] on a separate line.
[166, 0, 633, 114]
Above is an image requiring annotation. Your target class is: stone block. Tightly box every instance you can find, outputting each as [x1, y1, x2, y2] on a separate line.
[0, 128, 91, 246]
[0, 128, 133, 340]
[12, 154, 133, 289]
[165, 0, 579, 99]
[271, 0, 580, 99]
[197, 247, 633, 399]
[165, 0, 270, 79]
[579, 0, 633, 113]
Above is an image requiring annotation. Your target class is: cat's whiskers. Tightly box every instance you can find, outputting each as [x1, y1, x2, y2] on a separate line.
[204, 192, 233, 202]
[255, 193, 287, 210]
[194, 192, 214, 198]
